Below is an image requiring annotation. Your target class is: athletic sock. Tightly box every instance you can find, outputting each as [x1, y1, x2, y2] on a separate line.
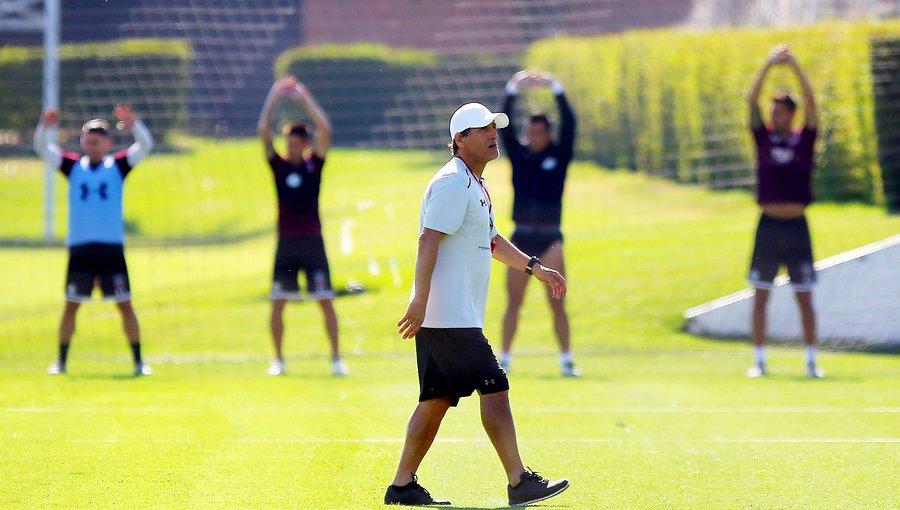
[59, 343, 70, 365]
[130, 342, 142, 364]
[559, 351, 573, 367]
[805, 345, 817, 366]
[500, 353, 511, 367]
[753, 346, 766, 367]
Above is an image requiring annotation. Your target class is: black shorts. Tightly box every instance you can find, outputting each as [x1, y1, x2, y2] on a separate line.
[748, 214, 816, 291]
[415, 328, 510, 407]
[511, 225, 563, 258]
[65, 243, 131, 302]
[271, 236, 334, 300]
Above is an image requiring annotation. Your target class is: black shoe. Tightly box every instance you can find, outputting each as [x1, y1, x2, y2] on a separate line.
[384, 475, 451, 506]
[508, 468, 569, 506]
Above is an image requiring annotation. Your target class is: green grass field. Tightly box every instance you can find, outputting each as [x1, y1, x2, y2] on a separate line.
[1, 141, 898, 509]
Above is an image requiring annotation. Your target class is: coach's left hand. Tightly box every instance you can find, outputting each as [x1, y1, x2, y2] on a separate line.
[534, 265, 567, 299]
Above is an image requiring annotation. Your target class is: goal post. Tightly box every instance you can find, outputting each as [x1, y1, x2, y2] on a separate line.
[0, 0, 59, 239]
[42, 0, 59, 240]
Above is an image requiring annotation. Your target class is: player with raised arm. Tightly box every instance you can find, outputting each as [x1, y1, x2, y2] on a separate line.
[34, 105, 154, 376]
[384, 103, 570, 507]
[746, 45, 823, 378]
[499, 69, 578, 377]
[257, 75, 347, 377]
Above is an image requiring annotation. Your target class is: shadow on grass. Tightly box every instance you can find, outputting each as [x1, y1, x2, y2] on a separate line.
[0, 228, 272, 249]
[66, 373, 146, 381]
[686, 328, 900, 355]
[512, 372, 608, 383]
[274, 373, 354, 381]
[441, 504, 571, 510]
[757, 373, 864, 383]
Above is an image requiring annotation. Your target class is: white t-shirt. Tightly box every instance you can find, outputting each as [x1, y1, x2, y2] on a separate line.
[413, 157, 499, 328]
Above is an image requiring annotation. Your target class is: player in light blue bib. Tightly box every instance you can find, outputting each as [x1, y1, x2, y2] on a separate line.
[34, 105, 154, 376]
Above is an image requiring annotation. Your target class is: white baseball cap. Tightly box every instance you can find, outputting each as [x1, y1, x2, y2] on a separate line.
[449, 103, 509, 140]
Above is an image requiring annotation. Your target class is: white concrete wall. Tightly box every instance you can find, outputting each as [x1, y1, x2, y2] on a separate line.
[684, 235, 900, 350]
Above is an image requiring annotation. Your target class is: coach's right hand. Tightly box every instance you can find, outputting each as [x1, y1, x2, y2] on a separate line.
[398, 297, 427, 339]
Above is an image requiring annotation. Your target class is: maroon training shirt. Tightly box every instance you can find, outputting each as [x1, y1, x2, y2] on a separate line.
[268, 152, 324, 237]
[752, 124, 817, 205]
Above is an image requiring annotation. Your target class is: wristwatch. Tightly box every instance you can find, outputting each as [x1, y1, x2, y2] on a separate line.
[525, 256, 541, 275]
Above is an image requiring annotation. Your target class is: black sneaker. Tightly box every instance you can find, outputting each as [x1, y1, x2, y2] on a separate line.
[384, 475, 451, 506]
[508, 468, 569, 506]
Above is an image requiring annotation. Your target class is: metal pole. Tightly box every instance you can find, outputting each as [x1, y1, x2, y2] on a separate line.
[42, 0, 60, 240]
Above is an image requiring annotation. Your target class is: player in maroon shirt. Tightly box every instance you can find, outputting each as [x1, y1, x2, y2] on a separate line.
[257, 75, 347, 376]
[746, 45, 822, 378]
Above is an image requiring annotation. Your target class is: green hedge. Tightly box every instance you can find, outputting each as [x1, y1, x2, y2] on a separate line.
[0, 38, 190, 149]
[275, 44, 516, 148]
[275, 43, 437, 70]
[872, 38, 900, 212]
[525, 21, 900, 203]
[275, 44, 438, 146]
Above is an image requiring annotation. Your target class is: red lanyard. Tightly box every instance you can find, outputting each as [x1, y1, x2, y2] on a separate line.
[466, 164, 497, 252]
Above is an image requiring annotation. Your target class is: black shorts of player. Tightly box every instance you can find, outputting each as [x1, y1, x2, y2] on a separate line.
[415, 327, 510, 407]
[271, 236, 334, 301]
[511, 225, 563, 258]
[748, 214, 817, 291]
[65, 243, 131, 303]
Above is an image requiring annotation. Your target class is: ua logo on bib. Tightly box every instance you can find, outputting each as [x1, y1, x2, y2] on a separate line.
[79, 183, 109, 201]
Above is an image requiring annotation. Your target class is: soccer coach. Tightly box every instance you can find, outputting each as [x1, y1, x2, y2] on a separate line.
[385, 103, 570, 507]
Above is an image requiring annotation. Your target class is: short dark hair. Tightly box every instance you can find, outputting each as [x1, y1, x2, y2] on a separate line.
[283, 123, 310, 139]
[528, 113, 551, 130]
[772, 92, 798, 113]
[448, 128, 472, 155]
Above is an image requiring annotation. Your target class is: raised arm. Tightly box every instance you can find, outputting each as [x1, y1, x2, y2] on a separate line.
[492, 234, 566, 300]
[500, 70, 530, 155]
[284, 76, 332, 159]
[33, 109, 63, 167]
[114, 104, 153, 167]
[546, 73, 576, 159]
[784, 50, 818, 129]
[397, 228, 446, 339]
[747, 48, 784, 130]
[258, 78, 290, 160]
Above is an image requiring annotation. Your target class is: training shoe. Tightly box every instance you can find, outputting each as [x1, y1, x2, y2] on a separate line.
[508, 468, 570, 507]
[384, 476, 451, 506]
[561, 361, 580, 377]
[807, 362, 825, 379]
[268, 359, 285, 376]
[134, 362, 153, 376]
[331, 358, 349, 376]
[746, 362, 767, 378]
[47, 361, 66, 375]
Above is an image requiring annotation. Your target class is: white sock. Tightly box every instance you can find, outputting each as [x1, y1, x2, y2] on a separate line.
[753, 346, 766, 367]
[500, 353, 511, 367]
[805, 346, 817, 365]
[559, 351, 572, 366]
